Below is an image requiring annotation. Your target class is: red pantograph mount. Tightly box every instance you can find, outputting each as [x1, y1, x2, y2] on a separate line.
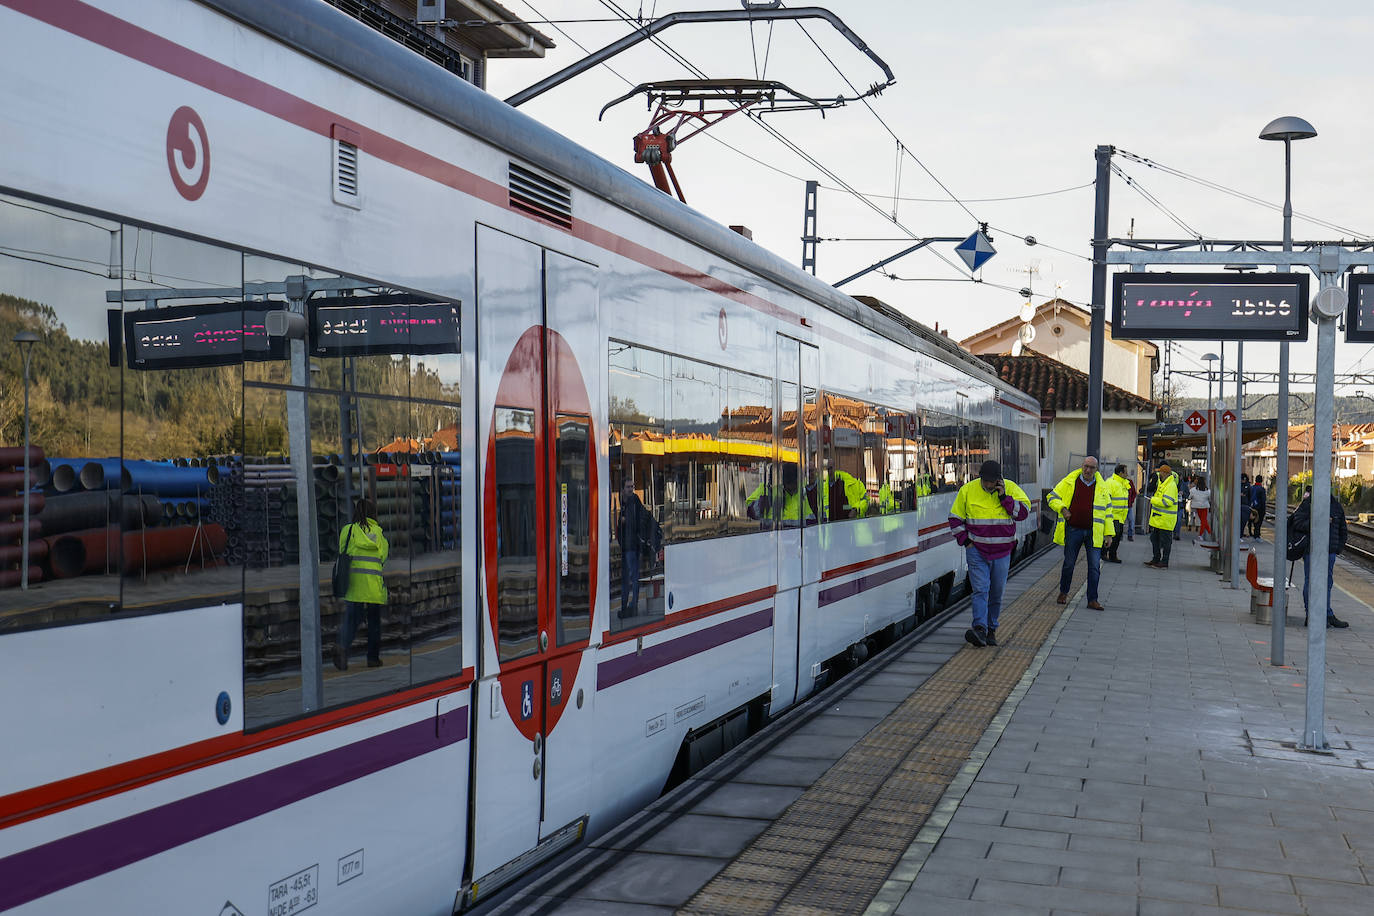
[602, 80, 830, 204]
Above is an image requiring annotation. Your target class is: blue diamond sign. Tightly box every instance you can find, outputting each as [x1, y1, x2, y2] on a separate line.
[955, 230, 996, 273]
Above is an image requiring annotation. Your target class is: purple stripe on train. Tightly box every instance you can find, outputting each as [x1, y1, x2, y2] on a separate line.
[817, 560, 918, 608]
[0, 710, 467, 912]
[597, 608, 773, 690]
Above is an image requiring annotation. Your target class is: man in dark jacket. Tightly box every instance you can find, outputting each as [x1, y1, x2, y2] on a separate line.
[1249, 476, 1268, 539]
[617, 478, 662, 620]
[1291, 490, 1349, 628]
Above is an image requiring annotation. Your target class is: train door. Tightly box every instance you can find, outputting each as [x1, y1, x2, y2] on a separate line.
[470, 227, 599, 890]
[772, 335, 819, 710]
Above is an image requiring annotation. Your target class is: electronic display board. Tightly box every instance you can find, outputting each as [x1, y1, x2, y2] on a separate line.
[309, 294, 460, 357]
[1345, 275, 1374, 343]
[120, 301, 288, 370]
[1111, 272, 1309, 341]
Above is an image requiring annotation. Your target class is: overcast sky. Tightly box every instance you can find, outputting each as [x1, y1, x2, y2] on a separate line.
[487, 0, 1374, 400]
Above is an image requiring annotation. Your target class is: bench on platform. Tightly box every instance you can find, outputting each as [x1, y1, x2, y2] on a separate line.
[1245, 550, 1274, 617]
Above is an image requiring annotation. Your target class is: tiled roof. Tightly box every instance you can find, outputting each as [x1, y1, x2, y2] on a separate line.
[979, 350, 1159, 416]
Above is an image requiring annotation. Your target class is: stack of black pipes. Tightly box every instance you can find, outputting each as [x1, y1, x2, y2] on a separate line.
[0, 445, 46, 587]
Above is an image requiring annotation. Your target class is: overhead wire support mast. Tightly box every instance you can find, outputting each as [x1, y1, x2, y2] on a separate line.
[503, 6, 896, 108]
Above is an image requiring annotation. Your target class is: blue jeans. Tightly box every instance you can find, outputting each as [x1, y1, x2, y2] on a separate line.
[1125, 504, 1136, 535]
[967, 546, 1010, 631]
[1302, 551, 1337, 619]
[1059, 526, 1100, 602]
[621, 549, 641, 615]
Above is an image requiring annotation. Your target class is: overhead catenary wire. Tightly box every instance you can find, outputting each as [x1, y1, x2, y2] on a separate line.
[593, 0, 975, 280]
[515, 0, 1093, 269]
[1110, 162, 1203, 239]
[1116, 148, 1373, 240]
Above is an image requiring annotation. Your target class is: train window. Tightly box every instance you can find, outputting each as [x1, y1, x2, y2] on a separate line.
[665, 357, 725, 542]
[0, 195, 124, 629]
[120, 229, 244, 620]
[554, 414, 591, 646]
[0, 199, 463, 721]
[727, 368, 773, 533]
[1020, 432, 1037, 487]
[609, 343, 666, 631]
[921, 410, 962, 494]
[966, 421, 990, 488]
[493, 406, 537, 661]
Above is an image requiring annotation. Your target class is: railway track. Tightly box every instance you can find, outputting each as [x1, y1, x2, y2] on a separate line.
[1345, 520, 1374, 564]
[1265, 508, 1374, 565]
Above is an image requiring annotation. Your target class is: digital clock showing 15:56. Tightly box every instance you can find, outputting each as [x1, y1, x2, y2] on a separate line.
[1111, 272, 1309, 342]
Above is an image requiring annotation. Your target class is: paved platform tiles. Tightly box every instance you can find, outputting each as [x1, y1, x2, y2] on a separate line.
[497, 537, 1374, 914]
[679, 561, 1067, 915]
[900, 537, 1374, 916]
[483, 547, 1066, 915]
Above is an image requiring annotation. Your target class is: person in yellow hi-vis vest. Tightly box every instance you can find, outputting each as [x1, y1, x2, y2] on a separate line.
[1046, 456, 1113, 611]
[1146, 461, 1180, 569]
[334, 497, 389, 670]
[948, 460, 1031, 648]
[1102, 464, 1132, 564]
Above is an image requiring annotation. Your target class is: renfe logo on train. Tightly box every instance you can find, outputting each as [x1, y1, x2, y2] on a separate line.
[165, 106, 210, 201]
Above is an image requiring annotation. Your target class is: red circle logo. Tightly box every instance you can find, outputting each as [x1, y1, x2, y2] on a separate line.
[165, 106, 210, 201]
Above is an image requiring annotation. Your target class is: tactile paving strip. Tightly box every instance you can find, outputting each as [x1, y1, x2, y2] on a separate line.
[678, 564, 1067, 916]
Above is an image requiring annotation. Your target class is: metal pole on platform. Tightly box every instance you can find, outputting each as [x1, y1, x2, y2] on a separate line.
[1302, 253, 1343, 751]
[1232, 343, 1245, 588]
[1087, 145, 1113, 460]
[1261, 116, 1316, 662]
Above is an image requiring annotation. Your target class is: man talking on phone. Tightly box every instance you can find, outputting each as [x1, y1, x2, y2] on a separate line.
[949, 460, 1032, 648]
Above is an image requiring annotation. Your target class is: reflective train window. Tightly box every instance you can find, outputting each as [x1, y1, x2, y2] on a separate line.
[726, 368, 773, 533]
[0, 195, 124, 628]
[818, 395, 919, 518]
[666, 357, 725, 541]
[921, 410, 962, 493]
[0, 197, 462, 728]
[493, 406, 537, 661]
[608, 343, 666, 630]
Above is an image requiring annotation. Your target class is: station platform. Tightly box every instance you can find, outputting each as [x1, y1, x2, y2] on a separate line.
[490, 537, 1374, 915]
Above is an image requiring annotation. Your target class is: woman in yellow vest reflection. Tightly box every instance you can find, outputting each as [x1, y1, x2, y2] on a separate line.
[334, 497, 389, 670]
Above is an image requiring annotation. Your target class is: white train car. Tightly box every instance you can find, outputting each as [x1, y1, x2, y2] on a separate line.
[0, 1, 1042, 913]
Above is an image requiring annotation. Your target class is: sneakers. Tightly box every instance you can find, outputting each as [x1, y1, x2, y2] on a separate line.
[985, 628, 998, 647]
[1087, 601, 1105, 611]
[1056, 592, 1068, 604]
[1127, 535, 1135, 541]
[1328, 616, 1350, 629]
[964, 626, 988, 648]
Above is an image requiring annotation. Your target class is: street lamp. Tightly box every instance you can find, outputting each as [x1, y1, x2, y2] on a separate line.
[12, 330, 38, 590]
[1260, 115, 1316, 667]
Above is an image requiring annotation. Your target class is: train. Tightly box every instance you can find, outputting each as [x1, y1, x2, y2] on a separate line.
[0, 0, 1044, 912]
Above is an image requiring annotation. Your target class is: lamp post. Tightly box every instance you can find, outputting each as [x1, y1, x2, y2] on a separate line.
[12, 330, 38, 590]
[1260, 115, 1317, 665]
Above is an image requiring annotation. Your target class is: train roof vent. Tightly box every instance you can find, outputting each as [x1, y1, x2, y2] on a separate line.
[332, 124, 362, 210]
[509, 162, 572, 228]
